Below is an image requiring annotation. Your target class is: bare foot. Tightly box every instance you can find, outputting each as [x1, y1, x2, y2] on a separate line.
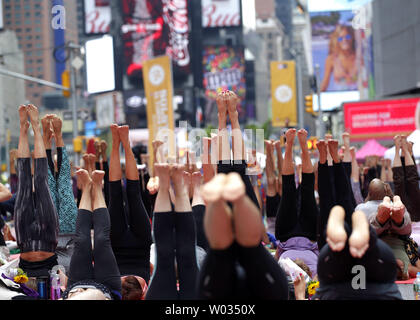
[41, 115, 53, 148]
[91, 170, 105, 187]
[226, 90, 239, 117]
[216, 91, 228, 117]
[154, 164, 170, 191]
[377, 196, 392, 224]
[285, 128, 296, 148]
[297, 128, 308, 151]
[27, 104, 40, 128]
[348, 210, 370, 258]
[152, 140, 164, 163]
[110, 124, 120, 147]
[342, 132, 350, 149]
[18, 105, 29, 133]
[201, 173, 227, 203]
[76, 169, 92, 191]
[51, 115, 62, 136]
[82, 154, 90, 171]
[316, 140, 327, 164]
[327, 139, 340, 163]
[183, 170, 192, 198]
[326, 206, 348, 252]
[391, 195, 405, 225]
[94, 140, 102, 160]
[100, 140, 108, 160]
[88, 154, 97, 173]
[118, 125, 130, 148]
[146, 176, 159, 195]
[223, 172, 246, 203]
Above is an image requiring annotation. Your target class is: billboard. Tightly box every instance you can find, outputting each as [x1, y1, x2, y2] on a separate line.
[122, 0, 190, 78]
[343, 97, 420, 139]
[84, 0, 111, 35]
[202, 0, 241, 28]
[310, 9, 374, 97]
[202, 46, 246, 101]
[85, 35, 115, 94]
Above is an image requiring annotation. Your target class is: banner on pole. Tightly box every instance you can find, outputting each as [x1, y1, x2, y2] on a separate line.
[142, 55, 175, 170]
[270, 61, 297, 127]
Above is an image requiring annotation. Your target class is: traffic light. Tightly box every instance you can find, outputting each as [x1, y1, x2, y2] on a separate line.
[73, 136, 83, 153]
[61, 70, 71, 98]
[305, 95, 313, 113]
[307, 136, 318, 150]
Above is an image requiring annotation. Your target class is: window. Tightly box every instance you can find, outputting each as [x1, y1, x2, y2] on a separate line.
[33, 93, 40, 98]
[37, 67, 42, 72]
[27, 59, 33, 64]
[26, 51, 32, 56]
[35, 12, 42, 17]
[35, 27, 41, 32]
[26, 35, 32, 40]
[27, 67, 34, 73]
[36, 51, 42, 56]
[16, 28, 22, 32]
[26, 43, 32, 48]
[25, 28, 31, 32]
[28, 83, 34, 88]
[25, 12, 31, 18]
[36, 59, 42, 63]
[35, 19, 41, 24]
[35, 35, 41, 40]
[35, 43, 42, 48]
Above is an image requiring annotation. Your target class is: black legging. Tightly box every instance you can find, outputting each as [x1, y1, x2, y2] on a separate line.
[266, 194, 281, 219]
[317, 223, 397, 285]
[146, 210, 199, 300]
[108, 179, 152, 282]
[275, 173, 318, 242]
[197, 242, 289, 299]
[317, 161, 355, 249]
[46, 148, 62, 178]
[192, 204, 209, 251]
[67, 208, 121, 294]
[14, 158, 58, 253]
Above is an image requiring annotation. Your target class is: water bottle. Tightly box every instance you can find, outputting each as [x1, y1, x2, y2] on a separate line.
[414, 272, 420, 300]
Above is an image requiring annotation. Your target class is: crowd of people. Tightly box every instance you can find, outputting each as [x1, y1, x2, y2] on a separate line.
[0, 90, 419, 300]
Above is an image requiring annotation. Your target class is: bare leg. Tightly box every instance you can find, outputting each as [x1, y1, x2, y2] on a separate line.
[109, 124, 122, 182]
[350, 147, 359, 182]
[401, 136, 414, 166]
[49, 115, 63, 148]
[392, 135, 402, 168]
[225, 172, 263, 247]
[119, 125, 139, 181]
[265, 140, 277, 197]
[18, 105, 30, 158]
[202, 137, 215, 183]
[282, 128, 296, 175]
[326, 205, 347, 252]
[27, 104, 46, 159]
[297, 129, 313, 173]
[76, 169, 93, 211]
[91, 170, 106, 210]
[216, 92, 230, 163]
[41, 115, 53, 150]
[274, 140, 283, 195]
[171, 164, 191, 213]
[183, 171, 193, 200]
[342, 132, 351, 162]
[348, 210, 370, 258]
[227, 91, 244, 162]
[325, 133, 333, 166]
[100, 141, 108, 163]
[191, 171, 204, 207]
[327, 139, 340, 164]
[154, 164, 171, 212]
[201, 174, 234, 249]
[94, 140, 102, 166]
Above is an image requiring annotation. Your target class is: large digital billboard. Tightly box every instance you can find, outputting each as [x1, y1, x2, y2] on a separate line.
[84, 0, 111, 35]
[122, 0, 190, 78]
[202, 46, 246, 100]
[310, 9, 374, 97]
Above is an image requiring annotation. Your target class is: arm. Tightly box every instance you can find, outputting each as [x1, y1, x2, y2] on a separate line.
[0, 183, 12, 202]
[320, 55, 334, 92]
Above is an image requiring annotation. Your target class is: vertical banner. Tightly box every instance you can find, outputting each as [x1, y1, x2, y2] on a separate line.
[270, 61, 297, 127]
[142, 55, 175, 170]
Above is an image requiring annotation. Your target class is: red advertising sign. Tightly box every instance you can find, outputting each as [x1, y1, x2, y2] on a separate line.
[202, 0, 241, 28]
[344, 97, 420, 138]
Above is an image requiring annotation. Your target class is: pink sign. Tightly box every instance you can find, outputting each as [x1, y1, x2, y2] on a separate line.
[202, 0, 241, 28]
[344, 97, 419, 138]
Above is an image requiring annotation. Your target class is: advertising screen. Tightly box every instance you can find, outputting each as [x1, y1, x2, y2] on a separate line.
[310, 9, 373, 96]
[122, 0, 190, 78]
[202, 46, 246, 101]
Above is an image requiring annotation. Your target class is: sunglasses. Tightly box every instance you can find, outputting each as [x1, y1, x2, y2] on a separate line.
[338, 34, 352, 42]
